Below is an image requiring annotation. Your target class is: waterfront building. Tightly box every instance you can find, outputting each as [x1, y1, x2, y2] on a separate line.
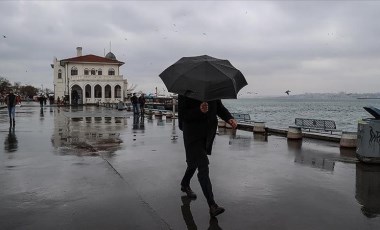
[52, 47, 128, 105]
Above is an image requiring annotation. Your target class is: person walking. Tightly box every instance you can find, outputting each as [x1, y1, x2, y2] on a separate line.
[38, 95, 44, 108]
[178, 95, 237, 217]
[5, 89, 17, 127]
[138, 93, 146, 115]
[130, 93, 139, 114]
[16, 94, 21, 106]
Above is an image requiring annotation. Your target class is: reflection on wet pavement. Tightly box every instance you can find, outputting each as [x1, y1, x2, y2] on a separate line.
[133, 114, 145, 131]
[253, 133, 268, 142]
[229, 134, 252, 151]
[356, 163, 380, 218]
[51, 106, 126, 156]
[288, 139, 337, 171]
[157, 117, 165, 126]
[181, 196, 223, 230]
[4, 127, 18, 153]
[294, 153, 335, 171]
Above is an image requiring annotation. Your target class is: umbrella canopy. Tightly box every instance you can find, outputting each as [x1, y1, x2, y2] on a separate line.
[159, 55, 248, 101]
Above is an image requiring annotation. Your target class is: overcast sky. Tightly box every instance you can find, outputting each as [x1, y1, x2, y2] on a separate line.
[1, 1, 380, 96]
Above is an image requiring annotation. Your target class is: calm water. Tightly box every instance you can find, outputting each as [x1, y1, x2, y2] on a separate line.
[222, 97, 380, 132]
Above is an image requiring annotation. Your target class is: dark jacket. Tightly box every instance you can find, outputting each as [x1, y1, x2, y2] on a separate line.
[6, 94, 16, 108]
[178, 95, 233, 155]
[131, 95, 138, 104]
[138, 96, 146, 105]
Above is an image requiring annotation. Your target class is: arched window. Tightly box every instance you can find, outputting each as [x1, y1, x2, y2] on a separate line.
[94, 85, 102, 98]
[105, 85, 111, 98]
[84, 68, 89, 75]
[71, 66, 78, 76]
[98, 68, 102, 75]
[85, 84, 91, 98]
[58, 69, 62, 79]
[108, 68, 115, 76]
[91, 69, 96, 75]
[114, 85, 121, 98]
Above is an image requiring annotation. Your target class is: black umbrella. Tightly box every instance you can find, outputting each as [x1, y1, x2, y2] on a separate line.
[159, 55, 248, 101]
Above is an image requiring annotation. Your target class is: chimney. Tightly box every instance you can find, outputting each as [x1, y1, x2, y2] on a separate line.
[76, 47, 82, 57]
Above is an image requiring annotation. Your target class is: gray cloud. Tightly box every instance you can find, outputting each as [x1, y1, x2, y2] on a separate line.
[1, 1, 380, 96]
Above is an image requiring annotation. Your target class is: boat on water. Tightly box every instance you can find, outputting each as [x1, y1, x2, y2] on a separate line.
[144, 94, 178, 111]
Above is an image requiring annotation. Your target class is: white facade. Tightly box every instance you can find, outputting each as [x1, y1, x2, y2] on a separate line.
[52, 47, 128, 105]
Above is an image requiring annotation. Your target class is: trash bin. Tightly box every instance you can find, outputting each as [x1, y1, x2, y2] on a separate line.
[356, 106, 380, 163]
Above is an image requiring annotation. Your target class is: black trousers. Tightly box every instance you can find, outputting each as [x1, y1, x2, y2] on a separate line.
[181, 138, 216, 207]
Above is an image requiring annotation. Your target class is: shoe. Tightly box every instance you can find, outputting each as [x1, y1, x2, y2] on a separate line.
[209, 204, 225, 217]
[181, 186, 197, 199]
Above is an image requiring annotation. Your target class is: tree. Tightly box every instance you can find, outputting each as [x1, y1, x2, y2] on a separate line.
[13, 82, 21, 93]
[19, 85, 39, 99]
[0, 76, 12, 92]
[45, 88, 53, 95]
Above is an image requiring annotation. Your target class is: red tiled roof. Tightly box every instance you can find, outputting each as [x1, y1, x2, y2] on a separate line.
[60, 54, 124, 65]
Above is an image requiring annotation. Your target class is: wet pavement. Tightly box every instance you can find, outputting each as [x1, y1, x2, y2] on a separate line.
[1, 103, 380, 229]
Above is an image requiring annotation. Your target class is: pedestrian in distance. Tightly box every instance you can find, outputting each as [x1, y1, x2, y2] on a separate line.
[57, 96, 61, 107]
[130, 93, 139, 114]
[138, 93, 146, 115]
[16, 94, 21, 106]
[38, 95, 44, 108]
[178, 95, 238, 217]
[5, 89, 17, 127]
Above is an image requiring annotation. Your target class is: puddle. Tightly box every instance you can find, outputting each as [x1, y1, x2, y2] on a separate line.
[51, 111, 126, 156]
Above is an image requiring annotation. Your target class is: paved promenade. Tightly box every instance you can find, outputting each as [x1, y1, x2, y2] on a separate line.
[1, 103, 380, 229]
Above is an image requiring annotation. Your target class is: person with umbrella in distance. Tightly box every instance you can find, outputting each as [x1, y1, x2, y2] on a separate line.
[160, 55, 247, 217]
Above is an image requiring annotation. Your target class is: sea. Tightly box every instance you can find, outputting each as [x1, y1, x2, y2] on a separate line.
[222, 97, 380, 132]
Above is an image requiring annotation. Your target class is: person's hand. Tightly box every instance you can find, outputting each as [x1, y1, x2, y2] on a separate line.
[228, 119, 238, 129]
[200, 102, 208, 113]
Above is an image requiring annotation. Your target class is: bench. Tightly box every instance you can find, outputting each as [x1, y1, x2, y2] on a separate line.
[294, 118, 340, 134]
[231, 113, 254, 124]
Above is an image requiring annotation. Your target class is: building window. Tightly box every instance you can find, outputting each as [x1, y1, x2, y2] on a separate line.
[98, 69, 102, 75]
[95, 85, 102, 98]
[91, 69, 96, 75]
[105, 85, 111, 98]
[114, 85, 121, 98]
[84, 68, 89, 75]
[85, 84, 91, 98]
[108, 68, 115, 76]
[71, 67, 78, 76]
[58, 69, 62, 79]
